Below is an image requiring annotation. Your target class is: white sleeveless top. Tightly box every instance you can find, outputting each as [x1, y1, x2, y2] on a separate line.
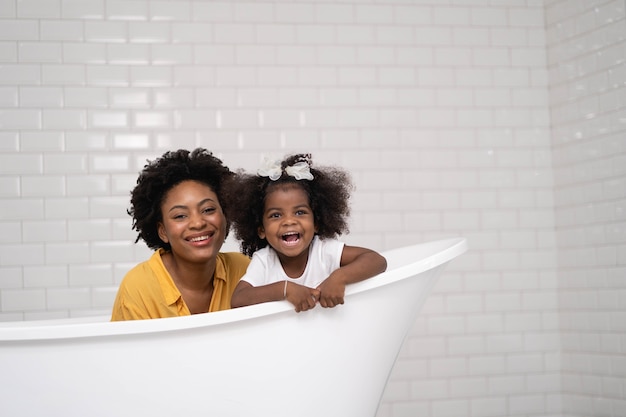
[241, 236, 344, 289]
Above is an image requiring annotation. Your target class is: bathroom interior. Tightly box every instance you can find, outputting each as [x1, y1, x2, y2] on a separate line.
[0, 1, 624, 416]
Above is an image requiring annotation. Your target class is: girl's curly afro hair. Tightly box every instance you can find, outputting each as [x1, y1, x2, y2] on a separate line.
[128, 148, 234, 251]
[224, 153, 354, 257]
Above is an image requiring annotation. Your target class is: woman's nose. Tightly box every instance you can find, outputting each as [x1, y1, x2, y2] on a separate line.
[189, 211, 207, 228]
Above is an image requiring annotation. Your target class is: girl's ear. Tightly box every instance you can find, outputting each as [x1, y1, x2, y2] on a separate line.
[257, 226, 266, 240]
[157, 222, 169, 243]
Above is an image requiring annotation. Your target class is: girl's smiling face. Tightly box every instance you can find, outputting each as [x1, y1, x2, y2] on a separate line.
[157, 180, 227, 264]
[258, 183, 316, 260]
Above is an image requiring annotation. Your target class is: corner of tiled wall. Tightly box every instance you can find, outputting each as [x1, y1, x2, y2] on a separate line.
[546, 0, 626, 416]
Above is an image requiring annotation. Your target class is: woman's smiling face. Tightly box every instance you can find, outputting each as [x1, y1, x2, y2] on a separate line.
[258, 183, 316, 260]
[157, 180, 227, 264]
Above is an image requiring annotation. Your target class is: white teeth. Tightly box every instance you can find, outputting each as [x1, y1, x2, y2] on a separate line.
[190, 235, 209, 242]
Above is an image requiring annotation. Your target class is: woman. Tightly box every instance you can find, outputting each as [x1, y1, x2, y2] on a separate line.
[110, 148, 250, 321]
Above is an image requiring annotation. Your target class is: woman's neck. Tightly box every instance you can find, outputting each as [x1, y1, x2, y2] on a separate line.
[161, 251, 216, 291]
[162, 251, 216, 314]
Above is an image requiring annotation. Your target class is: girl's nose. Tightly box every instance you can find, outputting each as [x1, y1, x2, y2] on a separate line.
[282, 214, 296, 225]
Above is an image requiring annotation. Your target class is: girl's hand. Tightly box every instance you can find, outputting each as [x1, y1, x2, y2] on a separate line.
[316, 274, 346, 308]
[314, 244, 387, 308]
[285, 281, 320, 312]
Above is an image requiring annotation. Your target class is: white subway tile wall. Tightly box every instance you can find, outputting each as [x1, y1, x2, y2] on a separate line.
[546, 1, 626, 417]
[0, 0, 624, 416]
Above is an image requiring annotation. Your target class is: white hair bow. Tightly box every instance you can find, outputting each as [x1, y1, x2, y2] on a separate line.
[257, 157, 282, 181]
[285, 161, 314, 181]
[257, 157, 314, 181]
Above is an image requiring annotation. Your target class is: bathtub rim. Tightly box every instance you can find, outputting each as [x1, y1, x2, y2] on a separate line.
[0, 237, 467, 342]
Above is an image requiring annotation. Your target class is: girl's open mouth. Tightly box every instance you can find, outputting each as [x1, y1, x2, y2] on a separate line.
[282, 232, 300, 245]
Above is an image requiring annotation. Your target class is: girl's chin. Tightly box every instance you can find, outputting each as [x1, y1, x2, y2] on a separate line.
[275, 245, 309, 258]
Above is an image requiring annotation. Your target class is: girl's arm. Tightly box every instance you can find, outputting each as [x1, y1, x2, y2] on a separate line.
[231, 280, 319, 312]
[316, 245, 387, 308]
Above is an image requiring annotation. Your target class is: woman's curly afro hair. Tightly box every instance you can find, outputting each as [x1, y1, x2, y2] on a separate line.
[128, 148, 234, 251]
[225, 153, 354, 257]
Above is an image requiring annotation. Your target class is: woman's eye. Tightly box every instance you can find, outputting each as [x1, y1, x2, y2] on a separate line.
[203, 207, 215, 214]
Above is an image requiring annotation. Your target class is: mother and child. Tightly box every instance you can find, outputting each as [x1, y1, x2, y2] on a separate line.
[110, 148, 387, 321]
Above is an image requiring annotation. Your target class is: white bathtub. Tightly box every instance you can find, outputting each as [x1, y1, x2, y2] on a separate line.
[0, 237, 466, 417]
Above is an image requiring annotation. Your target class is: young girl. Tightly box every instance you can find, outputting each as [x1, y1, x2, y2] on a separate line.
[227, 153, 387, 312]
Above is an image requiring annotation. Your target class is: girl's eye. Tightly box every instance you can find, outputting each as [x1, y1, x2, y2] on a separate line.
[268, 212, 280, 219]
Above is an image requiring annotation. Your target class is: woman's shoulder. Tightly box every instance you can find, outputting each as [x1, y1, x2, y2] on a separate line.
[121, 251, 163, 281]
[114, 251, 165, 300]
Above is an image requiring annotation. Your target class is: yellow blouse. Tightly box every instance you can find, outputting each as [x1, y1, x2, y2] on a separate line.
[111, 249, 250, 321]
